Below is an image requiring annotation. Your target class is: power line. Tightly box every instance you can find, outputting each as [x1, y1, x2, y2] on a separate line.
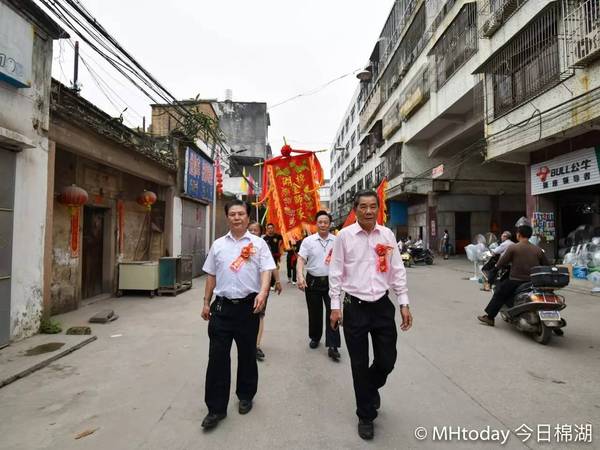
[39, 0, 228, 154]
[268, 68, 362, 110]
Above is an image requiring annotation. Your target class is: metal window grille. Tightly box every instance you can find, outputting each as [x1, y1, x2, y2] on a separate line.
[386, 143, 403, 179]
[365, 171, 374, 189]
[564, 0, 600, 66]
[480, 0, 529, 38]
[482, 3, 561, 118]
[431, 3, 478, 90]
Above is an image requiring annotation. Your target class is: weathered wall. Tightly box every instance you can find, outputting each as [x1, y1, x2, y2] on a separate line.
[211, 102, 269, 159]
[50, 150, 167, 313]
[6, 26, 55, 340]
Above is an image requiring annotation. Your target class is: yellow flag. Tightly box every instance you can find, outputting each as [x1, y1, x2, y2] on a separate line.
[240, 167, 248, 194]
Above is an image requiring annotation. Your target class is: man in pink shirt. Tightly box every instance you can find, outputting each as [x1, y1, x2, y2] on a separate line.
[329, 190, 413, 440]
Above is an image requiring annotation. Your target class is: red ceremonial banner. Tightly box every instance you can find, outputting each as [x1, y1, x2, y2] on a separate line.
[260, 146, 324, 249]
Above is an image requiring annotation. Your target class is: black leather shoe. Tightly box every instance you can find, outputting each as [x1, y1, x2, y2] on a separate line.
[309, 340, 319, 349]
[201, 412, 226, 429]
[374, 391, 381, 410]
[328, 347, 340, 361]
[358, 419, 374, 440]
[239, 399, 253, 415]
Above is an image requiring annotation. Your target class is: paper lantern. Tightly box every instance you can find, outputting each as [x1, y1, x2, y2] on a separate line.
[57, 184, 88, 257]
[137, 190, 157, 211]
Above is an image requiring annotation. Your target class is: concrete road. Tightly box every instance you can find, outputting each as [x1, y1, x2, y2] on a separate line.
[0, 260, 599, 450]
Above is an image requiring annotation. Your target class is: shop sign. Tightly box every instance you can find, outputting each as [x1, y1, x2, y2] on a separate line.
[0, 3, 33, 88]
[530, 147, 600, 195]
[184, 147, 214, 203]
[432, 164, 444, 179]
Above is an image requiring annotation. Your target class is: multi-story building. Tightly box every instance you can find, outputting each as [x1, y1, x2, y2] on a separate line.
[0, 0, 66, 344]
[332, 0, 532, 253]
[474, 0, 600, 260]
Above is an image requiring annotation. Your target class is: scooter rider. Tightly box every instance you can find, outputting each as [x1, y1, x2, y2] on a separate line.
[478, 225, 550, 327]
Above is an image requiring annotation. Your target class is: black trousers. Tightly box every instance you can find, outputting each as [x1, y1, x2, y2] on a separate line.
[343, 294, 397, 422]
[485, 279, 526, 319]
[286, 252, 297, 282]
[205, 294, 260, 414]
[305, 275, 340, 348]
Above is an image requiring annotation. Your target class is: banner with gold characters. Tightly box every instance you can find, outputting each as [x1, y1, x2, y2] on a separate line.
[259, 145, 324, 249]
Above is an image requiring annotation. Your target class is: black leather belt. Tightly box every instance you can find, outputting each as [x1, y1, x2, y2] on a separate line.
[216, 293, 257, 304]
[345, 291, 388, 305]
[307, 273, 328, 282]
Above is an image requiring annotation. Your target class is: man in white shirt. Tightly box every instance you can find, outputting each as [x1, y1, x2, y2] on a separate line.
[200, 200, 275, 430]
[296, 211, 340, 361]
[493, 231, 514, 255]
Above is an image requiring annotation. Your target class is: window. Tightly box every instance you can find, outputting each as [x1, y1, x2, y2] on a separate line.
[365, 171, 373, 189]
[477, 4, 561, 118]
[375, 161, 386, 185]
[431, 3, 478, 89]
[357, 179, 364, 191]
[386, 143, 403, 179]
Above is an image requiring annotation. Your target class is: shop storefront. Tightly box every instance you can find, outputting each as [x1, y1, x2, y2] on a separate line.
[529, 147, 600, 274]
[181, 146, 213, 277]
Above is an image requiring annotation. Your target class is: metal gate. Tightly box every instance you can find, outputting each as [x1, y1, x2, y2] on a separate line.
[0, 149, 16, 347]
[181, 200, 207, 277]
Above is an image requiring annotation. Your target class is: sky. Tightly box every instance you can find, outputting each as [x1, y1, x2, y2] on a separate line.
[47, 0, 395, 178]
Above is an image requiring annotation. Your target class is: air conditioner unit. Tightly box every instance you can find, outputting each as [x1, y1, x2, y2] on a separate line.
[432, 180, 450, 192]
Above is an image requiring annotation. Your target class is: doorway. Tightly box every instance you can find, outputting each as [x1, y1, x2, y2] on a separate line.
[0, 149, 16, 347]
[455, 211, 472, 254]
[82, 206, 105, 299]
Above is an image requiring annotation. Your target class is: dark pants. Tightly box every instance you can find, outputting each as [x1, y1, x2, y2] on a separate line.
[286, 252, 297, 282]
[485, 279, 526, 319]
[343, 294, 397, 422]
[305, 274, 340, 348]
[205, 294, 260, 414]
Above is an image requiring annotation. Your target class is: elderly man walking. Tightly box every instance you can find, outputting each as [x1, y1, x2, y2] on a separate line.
[200, 200, 275, 430]
[329, 190, 413, 440]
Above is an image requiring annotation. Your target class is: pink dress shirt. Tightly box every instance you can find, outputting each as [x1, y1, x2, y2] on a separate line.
[328, 222, 409, 309]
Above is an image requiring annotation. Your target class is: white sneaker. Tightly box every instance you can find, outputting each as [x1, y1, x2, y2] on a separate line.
[292, 281, 297, 285]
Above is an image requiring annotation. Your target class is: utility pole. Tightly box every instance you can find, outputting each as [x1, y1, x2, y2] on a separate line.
[72, 41, 80, 93]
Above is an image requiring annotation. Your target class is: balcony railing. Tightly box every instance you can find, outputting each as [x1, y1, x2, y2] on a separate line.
[476, 3, 562, 119]
[359, 84, 383, 133]
[564, 0, 600, 67]
[431, 3, 478, 90]
[398, 65, 431, 121]
[479, 0, 529, 38]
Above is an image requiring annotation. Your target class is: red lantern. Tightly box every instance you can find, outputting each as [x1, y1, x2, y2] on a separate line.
[281, 144, 292, 157]
[137, 190, 157, 211]
[58, 184, 88, 257]
[215, 160, 224, 198]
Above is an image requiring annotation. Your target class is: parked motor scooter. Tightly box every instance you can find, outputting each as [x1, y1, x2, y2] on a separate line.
[408, 240, 434, 265]
[499, 266, 569, 345]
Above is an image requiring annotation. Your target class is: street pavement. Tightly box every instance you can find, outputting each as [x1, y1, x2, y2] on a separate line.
[0, 259, 599, 450]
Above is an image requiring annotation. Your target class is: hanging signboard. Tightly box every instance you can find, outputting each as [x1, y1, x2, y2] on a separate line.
[432, 164, 444, 179]
[184, 147, 214, 203]
[530, 147, 600, 195]
[0, 3, 33, 88]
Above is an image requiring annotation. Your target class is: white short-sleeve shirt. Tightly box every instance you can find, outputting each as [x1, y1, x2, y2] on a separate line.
[203, 231, 276, 298]
[298, 233, 336, 277]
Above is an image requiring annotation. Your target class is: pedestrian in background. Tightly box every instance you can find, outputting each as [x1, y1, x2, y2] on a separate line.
[248, 221, 282, 361]
[329, 190, 413, 440]
[200, 200, 275, 430]
[441, 229, 450, 260]
[263, 223, 283, 289]
[296, 211, 340, 361]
